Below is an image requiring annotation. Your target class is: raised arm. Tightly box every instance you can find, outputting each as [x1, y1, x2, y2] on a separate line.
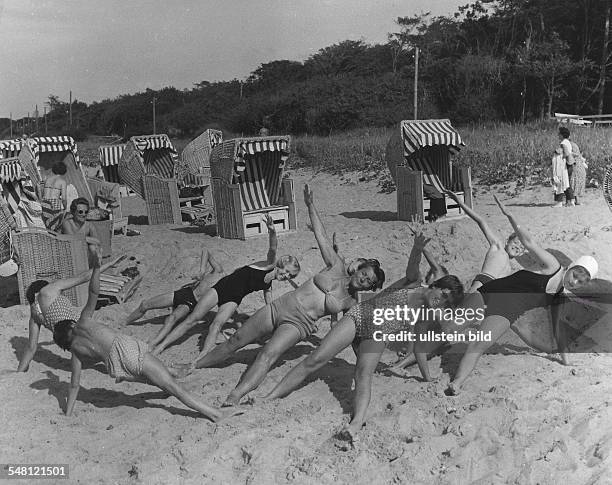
[493, 195, 560, 272]
[17, 318, 41, 372]
[445, 191, 502, 246]
[304, 184, 341, 267]
[264, 214, 278, 264]
[65, 353, 82, 416]
[404, 231, 430, 283]
[80, 249, 102, 320]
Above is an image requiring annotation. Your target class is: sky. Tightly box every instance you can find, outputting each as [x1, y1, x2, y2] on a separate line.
[0, 0, 467, 118]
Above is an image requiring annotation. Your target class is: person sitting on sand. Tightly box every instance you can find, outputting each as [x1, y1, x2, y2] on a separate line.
[17, 252, 123, 372]
[129, 215, 300, 356]
[41, 162, 68, 231]
[62, 197, 102, 261]
[52, 253, 237, 422]
[186, 185, 386, 408]
[446, 194, 598, 395]
[264, 272, 463, 443]
[444, 190, 524, 292]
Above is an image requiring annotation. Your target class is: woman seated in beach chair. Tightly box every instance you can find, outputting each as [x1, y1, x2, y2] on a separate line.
[17, 250, 123, 372]
[127, 215, 301, 355]
[61, 198, 102, 261]
[187, 185, 386, 407]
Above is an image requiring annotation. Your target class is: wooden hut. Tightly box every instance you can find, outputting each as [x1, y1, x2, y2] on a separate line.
[385, 119, 472, 222]
[209, 135, 296, 239]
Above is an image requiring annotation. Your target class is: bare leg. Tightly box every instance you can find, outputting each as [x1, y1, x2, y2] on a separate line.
[149, 305, 191, 352]
[195, 304, 275, 369]
[197, 302, 238, 357]
[266, 315, 357, 399]
[449, 315, 510, 393]
[140, 353, 222, 421]
[224, 324, 302, 405]
[126, 293, 174, 324]
[153, 290, 219, 354]
[344, 339, 385, 440]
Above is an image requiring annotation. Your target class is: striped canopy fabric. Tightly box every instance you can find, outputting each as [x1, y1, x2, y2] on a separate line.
[99, 144, 125, 167]
[209, 130, 223, 149]
[0, 158, 24, 183]
[235, 137, 289, 172]
[231, 137, 290, 212]
[0, 136, 79, 162]
[604, 163, 612, 212]
[401, 119, 464, 157]
[131, 134, 176, 154]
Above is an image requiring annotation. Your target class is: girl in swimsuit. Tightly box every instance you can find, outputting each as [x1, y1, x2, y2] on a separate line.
[447, 194, 598, 395]
[190, 184, 386, 407]
[17, 249, 123, 372]
[62, 198, 101, 262]
[128, 215, 300, 355]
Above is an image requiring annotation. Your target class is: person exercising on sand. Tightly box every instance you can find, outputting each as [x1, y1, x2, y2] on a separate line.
[444, 190, 524, 292]
[52, 252, 239, 421]
[144, 215, 300, 356]
[125, 248, 226, 348]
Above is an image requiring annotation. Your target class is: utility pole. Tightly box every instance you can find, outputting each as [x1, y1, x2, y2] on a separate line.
[69, 90, 73, 128]
[27, 112, 30, 134]
[35, 104, 39, 134]
[152, 96, 157, 134]
[9, 112, 12, 138]
[240, 81, 243, 100]
[44, 107, 47, 134]
[413, 46, 419, 120]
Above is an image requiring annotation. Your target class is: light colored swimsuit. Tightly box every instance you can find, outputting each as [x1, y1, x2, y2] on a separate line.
[105, 335, 148, 380]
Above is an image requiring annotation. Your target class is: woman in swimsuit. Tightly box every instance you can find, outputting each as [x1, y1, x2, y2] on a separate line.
[17, 249, 123, 372]
[128, 215, 300, 355]
[447, 194, 598, 395]
[190, 185, 386, 407]
[41, 162, 68, 231]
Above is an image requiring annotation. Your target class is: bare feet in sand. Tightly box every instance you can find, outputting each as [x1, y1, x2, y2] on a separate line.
[214, 407, 246, 423]
[337, 423, 362, 447]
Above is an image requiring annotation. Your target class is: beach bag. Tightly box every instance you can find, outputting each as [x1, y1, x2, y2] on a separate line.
[0, 232, 18, 277]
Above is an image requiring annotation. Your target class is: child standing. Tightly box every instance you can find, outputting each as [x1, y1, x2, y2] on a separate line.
[551, 146, 569, 207]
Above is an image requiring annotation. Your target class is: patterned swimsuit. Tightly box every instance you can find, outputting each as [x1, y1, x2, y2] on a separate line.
[34, 294, 80, 331]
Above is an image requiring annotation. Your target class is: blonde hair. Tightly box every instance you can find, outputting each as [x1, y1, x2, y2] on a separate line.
[276, 255, 300, 275]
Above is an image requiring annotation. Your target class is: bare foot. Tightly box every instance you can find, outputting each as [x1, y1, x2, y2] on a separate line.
[338, 423, 361, 447]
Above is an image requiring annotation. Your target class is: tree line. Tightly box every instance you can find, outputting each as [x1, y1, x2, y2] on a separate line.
[2, 0, 611, 140]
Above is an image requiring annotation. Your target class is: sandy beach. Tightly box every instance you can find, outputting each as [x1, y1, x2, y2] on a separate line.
[1, 169, 611, 485]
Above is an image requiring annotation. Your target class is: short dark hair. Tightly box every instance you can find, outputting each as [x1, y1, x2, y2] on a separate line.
[53, 319, 76, 351]
[52, 161, 67, 175]
[358, 259, 386, 290]
[429, 275, 464, 307]
[70, 197, 90, 213]
[558, 126, 570, 139]
[26, 280, 49, 304]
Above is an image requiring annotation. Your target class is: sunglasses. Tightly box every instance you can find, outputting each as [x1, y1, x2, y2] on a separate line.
[76, 209, 89, 215]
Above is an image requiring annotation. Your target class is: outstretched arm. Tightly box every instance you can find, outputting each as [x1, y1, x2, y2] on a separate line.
[493, 195, 559, 272]
[80, 249, 101, 319]
[445, 191, 502, 247]
[17, 318, 41, 372]
[65, 353, 82, 416]
[264, 214, 278, 264]
[304, 184, 341, 267]
[45, 254, 123, 294]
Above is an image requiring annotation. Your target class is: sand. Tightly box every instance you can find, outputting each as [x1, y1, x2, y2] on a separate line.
[1, 169, 612, 484]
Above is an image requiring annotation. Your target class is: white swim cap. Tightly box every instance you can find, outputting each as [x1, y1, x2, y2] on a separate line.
[569, 255, 598, 279]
